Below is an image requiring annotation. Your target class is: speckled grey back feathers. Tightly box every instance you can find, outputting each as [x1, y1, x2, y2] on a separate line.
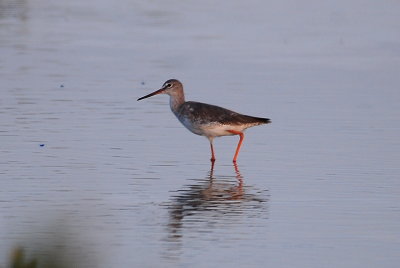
[178, 101, 271, 127]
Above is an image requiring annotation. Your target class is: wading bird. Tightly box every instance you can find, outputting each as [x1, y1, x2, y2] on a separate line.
[137, 79, 270, 162]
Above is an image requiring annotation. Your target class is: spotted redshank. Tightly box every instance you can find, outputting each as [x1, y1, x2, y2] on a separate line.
[137, 79, 271, 162]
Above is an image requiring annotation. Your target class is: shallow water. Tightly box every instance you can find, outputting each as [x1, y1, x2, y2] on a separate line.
[1, 0, 400, 267]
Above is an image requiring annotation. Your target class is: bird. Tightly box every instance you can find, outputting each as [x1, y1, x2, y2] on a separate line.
[137, 79, 271, 162]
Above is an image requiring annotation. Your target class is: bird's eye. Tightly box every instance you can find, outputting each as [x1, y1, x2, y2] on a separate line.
[165, 83, 172, 88]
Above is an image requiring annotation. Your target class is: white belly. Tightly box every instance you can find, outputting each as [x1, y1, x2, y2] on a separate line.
[179, 116, 247, 138]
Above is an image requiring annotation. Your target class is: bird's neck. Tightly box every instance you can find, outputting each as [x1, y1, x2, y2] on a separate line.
[169, 91, 185, 115]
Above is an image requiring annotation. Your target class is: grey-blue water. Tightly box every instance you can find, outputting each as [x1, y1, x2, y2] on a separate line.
[1, 0, 399, 267]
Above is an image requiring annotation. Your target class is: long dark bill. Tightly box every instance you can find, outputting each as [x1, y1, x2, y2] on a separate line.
[137, 88, 165, 101]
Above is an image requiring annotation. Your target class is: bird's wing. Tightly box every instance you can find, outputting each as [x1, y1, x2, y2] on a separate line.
[179, 101, 269, 126]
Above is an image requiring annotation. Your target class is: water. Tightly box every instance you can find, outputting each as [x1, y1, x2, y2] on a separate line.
[1, 0, 400, 267]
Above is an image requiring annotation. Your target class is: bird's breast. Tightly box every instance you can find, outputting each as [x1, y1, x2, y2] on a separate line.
[177, 115, 204, 136]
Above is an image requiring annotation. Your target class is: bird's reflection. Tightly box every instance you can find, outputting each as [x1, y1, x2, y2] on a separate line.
[163, 162, 269, 258]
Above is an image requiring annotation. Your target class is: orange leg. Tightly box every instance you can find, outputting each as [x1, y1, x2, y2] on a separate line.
[227, 130, 244, 162]
[209, 139, 216, 162]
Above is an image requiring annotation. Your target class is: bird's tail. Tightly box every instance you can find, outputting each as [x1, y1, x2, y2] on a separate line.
[252, 116, 271, 125]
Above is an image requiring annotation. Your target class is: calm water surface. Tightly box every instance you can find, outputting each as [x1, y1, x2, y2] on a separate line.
[1, 0, 400, 267]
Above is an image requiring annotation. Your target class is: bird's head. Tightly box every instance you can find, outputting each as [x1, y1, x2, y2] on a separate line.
[137, 79, 183, 101]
